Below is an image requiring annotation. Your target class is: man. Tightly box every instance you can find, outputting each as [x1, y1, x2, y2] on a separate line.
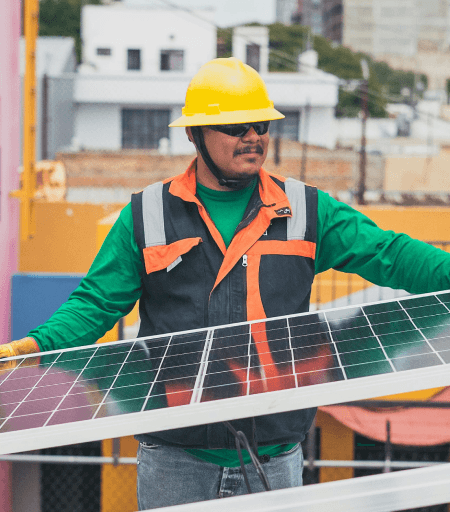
[2, 57, 450, 509]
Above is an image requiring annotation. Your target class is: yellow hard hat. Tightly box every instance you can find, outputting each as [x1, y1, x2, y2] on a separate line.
[169, 57, 284, 127]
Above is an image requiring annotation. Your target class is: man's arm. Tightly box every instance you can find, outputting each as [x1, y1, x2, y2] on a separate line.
[8, 204, 143, 353]
[315, 191, 450, 294]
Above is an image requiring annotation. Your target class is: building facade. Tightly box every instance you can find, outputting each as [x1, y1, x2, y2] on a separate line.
[323, 0, 450, 56]
[73, 3, 340, 155]
[275, 0, 299, 24]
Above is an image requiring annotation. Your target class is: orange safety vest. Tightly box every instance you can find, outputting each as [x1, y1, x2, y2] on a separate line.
[132, 160, 320, 449]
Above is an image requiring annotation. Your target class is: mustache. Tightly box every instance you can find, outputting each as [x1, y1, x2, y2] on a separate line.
[234, 145, 264, 156]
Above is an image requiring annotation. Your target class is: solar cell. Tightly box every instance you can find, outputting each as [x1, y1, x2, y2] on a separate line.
[1, 290, 450, 454]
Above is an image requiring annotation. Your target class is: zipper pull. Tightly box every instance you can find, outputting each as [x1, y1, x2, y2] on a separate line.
[242, 255, 248, 267]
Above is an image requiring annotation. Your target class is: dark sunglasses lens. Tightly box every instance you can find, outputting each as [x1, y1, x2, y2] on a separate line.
[252, 121, 270, 135]
[210, 121, 270, 137]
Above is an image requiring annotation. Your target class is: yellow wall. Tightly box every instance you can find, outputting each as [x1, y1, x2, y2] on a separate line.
[358, 205, 450, 241]
[101, 437, 139, 512]
[19, 201, 124, 273]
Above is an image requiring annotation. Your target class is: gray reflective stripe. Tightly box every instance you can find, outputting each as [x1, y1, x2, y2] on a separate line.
[285, 178, 307, 241]
[142, 182, 166, 247]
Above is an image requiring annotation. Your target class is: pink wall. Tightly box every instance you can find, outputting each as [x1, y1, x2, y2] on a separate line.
[0, 0, 21, 343]
[0, 0, 21, 509]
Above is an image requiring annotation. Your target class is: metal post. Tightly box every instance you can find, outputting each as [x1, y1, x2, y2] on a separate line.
[274, 136, 281, 166]
[41, 73, 49, 161]
[357, 59, 369, 205]
[300, 102, 311, 182]
[112, 438, 120, 467]
[306, 416, 316, 476]
[384, 420, 392, 474]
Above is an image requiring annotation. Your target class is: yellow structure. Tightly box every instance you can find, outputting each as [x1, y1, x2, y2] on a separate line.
[11, 0, 39, 241]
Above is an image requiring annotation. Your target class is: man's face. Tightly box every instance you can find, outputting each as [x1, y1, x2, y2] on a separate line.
[201, 123, 270, 181]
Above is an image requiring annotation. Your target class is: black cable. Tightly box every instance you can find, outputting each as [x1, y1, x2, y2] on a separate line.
[224, 421, 271, 493]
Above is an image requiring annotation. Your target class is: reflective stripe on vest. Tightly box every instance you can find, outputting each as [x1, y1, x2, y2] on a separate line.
[142, 181, 165, 247]
[284, 178, 307, 241]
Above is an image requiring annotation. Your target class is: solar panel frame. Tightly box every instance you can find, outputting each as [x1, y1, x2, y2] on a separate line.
[1, 290, 450, 455]
[147, 463, 450, 512]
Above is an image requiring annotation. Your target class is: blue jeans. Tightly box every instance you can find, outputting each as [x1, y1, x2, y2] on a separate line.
[137, 442, 303, 510]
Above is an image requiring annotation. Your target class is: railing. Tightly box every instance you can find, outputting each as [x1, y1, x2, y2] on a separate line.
[312, 241, 450, 310]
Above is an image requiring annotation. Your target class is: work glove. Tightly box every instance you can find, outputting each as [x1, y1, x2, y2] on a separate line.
[0, 338, 40, 371]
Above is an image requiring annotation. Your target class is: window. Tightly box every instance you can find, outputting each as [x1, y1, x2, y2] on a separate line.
[271, 111, 300, 141]
[122, 109, 170, 149]
[127, 49, 141, 71]
[246, 44, 260, 72]
[160, 50, 184, 71]
[96, 48, 111, 56]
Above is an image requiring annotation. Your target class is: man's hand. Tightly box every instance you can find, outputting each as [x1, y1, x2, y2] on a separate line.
[0, 338, 40, 359]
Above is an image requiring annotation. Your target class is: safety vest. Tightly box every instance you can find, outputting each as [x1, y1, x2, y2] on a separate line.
[131, 161, 318, 449]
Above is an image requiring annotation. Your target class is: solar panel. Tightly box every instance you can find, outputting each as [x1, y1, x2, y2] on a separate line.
[1, 290, 450, 455]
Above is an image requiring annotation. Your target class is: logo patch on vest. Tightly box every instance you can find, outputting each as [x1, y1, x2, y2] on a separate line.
[275, 207, 292, 216]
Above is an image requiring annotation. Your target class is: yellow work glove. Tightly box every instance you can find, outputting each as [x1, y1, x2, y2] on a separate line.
[0, 338, 40, 372]
[0, 337, 40, 359]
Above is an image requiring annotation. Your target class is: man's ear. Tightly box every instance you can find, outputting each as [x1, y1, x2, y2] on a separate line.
[185, 127, 193, 143]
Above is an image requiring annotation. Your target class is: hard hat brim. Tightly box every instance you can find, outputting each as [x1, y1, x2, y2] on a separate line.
[169, 107, 285, 128]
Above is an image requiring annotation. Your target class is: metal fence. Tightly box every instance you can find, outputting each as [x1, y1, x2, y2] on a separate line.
[312, 241, 450, 310]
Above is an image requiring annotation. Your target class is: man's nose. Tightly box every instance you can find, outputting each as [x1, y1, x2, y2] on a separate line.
[242, 126, 260, 141]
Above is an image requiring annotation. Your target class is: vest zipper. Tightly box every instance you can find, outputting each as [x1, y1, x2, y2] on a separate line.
[242, 255, 248, 267]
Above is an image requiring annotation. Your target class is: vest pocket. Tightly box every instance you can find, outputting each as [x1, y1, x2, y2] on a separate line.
[143, 237, 202, 274]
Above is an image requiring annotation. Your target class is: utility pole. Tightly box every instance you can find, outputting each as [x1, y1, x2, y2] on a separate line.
[357, 59, 369, 205]
[300, 101, 311, 182]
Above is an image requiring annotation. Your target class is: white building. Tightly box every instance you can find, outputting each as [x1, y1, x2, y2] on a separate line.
[73, 2, 340, 154]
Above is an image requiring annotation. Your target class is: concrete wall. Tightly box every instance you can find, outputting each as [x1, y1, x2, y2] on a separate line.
[385, 148, 450, 193]
[74, 103, 122, 151]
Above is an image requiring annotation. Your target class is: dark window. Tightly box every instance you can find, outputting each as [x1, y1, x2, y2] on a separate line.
[122, 109, 170, 149]
[160, 50, 184, 71]
[246, 44, 260, 72]
[96, 48, 111, 56]
[127, 49, 141, 71]
[271, 111, 300, 141]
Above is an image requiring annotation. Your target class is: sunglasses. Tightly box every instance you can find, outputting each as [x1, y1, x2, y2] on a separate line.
[208, 121, 270, 138]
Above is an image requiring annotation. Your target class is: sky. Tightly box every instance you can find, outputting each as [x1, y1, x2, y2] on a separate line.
[156, 0, 277, 28]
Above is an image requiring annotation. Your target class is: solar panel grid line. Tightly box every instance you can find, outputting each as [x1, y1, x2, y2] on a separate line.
[245, 328, 252, 395]
[91, 340, 137, 420]
[286, 318, 298, 388]
[42, 344, 100, 427]
[398, 301, 447, 365]
[0, 352, 62, 431]
[360, 306, 396, 373]
[190, 329, 214, 404]
[141, 334, 173, 411]
[322, 311, 347, 380]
